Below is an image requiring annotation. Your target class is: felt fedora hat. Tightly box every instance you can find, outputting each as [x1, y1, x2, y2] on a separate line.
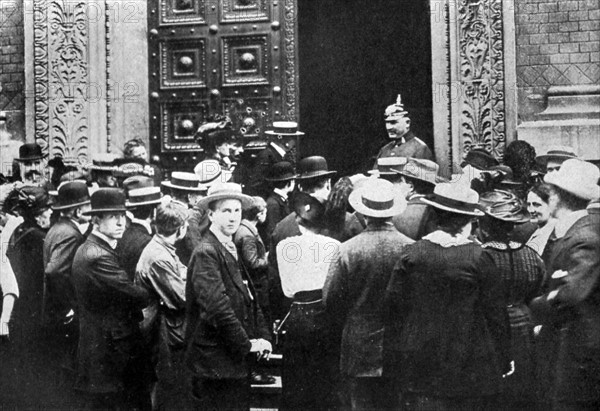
[194, 159, 231, 189]
[296, 156, 336, 180]
[265, 121, 305, 136]
[126, 186, 162, 208]
[479, 190, 530, 223]
[536, 145, 578, 164]
[84, 188, 127, 215]
[52, 181, 91, 210]
[368, 157, 408, 176]
[349, 178, 407, 218]
[16, 143, 47, 162]
[197, 182, 252, 209]
[544, 159, 600, 200]
[460, 148, 499, 171]
[393, 158, 439, 186]
[161, 172, 206, 192]
[292, 191, 325, 224]
[266, 161, 298, 182]
[421, 182, 484, 216]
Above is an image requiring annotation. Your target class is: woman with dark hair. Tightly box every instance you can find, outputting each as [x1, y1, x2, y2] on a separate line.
[196, 116, 236, 172]
[478, 190, 546, 409]
[504, 140, 537, 190]
[384, 182, 511, 410]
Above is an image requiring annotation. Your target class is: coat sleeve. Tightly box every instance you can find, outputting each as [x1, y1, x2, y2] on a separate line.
[265, 202, 283, 240]
[323, 248, 349, 325]
[92, 252, 150, 308]
[141, 259, 186, 311]
[239, 234, 268, 271]
[190, 243, 251, 359]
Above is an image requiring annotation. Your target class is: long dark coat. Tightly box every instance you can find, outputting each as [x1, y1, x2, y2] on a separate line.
[383, 240, 511, 398]
[234, 221, 269, 312]
[530, 213, 600, 405]
[116, 221, 153, 281]
[264, 191, 290, 246]
[184, 230, 270, 380]
[72, 233, 150, 393]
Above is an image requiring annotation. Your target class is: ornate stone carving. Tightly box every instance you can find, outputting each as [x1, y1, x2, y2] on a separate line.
[161, 102, 206, 150]
[33, 0, 50, 154]
[222, 35, 269, 86]
[283, 0, 298, 121]
[160, 40, 208, 88]
[221, 0, 269, 23]
[457, 0, 506, 160]
[161, 0, 206, 25]
[105, 0, 112, 152]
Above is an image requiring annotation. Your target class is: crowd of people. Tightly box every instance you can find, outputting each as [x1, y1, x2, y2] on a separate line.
[0, 96, 599, 411]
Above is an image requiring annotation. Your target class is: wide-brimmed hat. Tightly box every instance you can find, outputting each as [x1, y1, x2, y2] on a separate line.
[52, 181, 91, 210]
[368, 157, 408, 176]
[10, 186, 51, 215]
[461, 148, 499, 171]
[393, 158, 439, 186]
[296, 156, 336, 180]
[123, 175, 154, 195]
[265, 121, 305, 136]
[161, 172, 207, 192]
[349, 178, 407, 218]
[16, 143, 47, 162]
[112, 158, 155, 178]
[421, 182, 484, 216]
[536, 145, 578, 165]
[479, 190, 530, 223]
[87, 153, 119, 172]
[84, 188, 127, 215]
[197, 182, 252, 209]
[266, 161, 297, 182]
[194, 159, 231, 188]
[292, 191, 325, 224]
[126, 186, 162, 208]
[544, 159, 600, 200]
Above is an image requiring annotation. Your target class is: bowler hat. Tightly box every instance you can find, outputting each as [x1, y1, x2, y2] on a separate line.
[266, 161, 297, 182]
[52, 181, 91, 210]
[126, 187, 162, 208]
[84, 188, 127, 215]
[393, 158, 439, 186]
[479, 190, 530, 223]
[369, 157, 407, 176]
[461, 148, 499, 171]
[265, 121, 305, 136]
[161, 172, 207, 192]
[421, 182, 484, 216]
[349, 178, 407, 218]
[197, 182, 252, 209]
[296, 156, 336, 180]
[16, 143, 47, 162]
[544, 159, 600, 200]
[292, 192, 325, 224]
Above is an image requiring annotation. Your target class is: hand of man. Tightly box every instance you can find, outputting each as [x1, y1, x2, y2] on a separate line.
[250, 338, 272, 360]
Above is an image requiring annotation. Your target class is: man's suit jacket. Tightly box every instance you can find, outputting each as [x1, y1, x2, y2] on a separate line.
[185, 230, 270, 380]
[265, 192, 290, 245]
[392, 196, 437, 241]
[117, 221, 153, 281]
[43, 217, 85, 322]
[324, 223, 414, 377]
[246, 144, 291, 197]
[530, 213, 600, 402]
[72, 233, 149, 393]
[177, 206, 210, 266]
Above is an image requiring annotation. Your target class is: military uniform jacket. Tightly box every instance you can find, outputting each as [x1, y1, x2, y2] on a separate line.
[376, 131, 433, 161]
[72, 233, 150, 393]
[185, 230, 270, 380]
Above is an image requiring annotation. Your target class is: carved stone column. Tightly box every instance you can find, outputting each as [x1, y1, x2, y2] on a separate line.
[431, 0, 516, 174]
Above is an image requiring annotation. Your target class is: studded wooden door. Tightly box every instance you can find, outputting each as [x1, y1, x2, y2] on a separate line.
[147, 0, 299, 173]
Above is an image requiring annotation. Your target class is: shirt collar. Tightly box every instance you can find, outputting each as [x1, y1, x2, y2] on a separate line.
[153, 234, 177, 253]
[210, 224, 233, 244]
[270, 142, 287, 158]
[132, 218, 153, 235]
[273, 188, 288, 200]
[423, 230, 473, 248]
[554, 209, 588, 239]
[92, 229, 118, 249]
[241, 219, 258, 236]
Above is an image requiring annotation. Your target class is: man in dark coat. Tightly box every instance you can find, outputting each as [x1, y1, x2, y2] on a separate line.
[185, 182, 271, 410]
[324, 179, 413, 409]
[530, 159, 600, 409]
[72, 188, 150, 409]
[263, 161, 296, 247]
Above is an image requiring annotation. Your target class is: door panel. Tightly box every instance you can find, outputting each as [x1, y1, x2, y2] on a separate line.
[148, 0, 298, 173]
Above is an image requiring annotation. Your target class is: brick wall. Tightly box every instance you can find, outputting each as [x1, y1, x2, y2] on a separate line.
[0, 0, 25, 141]
[516, 0, 600, 119]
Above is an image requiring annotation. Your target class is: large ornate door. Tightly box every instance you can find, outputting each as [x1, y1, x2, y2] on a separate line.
[147, 0, 299, 172]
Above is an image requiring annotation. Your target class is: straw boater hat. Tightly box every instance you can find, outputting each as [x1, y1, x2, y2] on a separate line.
[536, 145, 578, 165]
[349, 178, 407, 218]
[265, 121, 305, 137]
[266, 161, 298, 182]
[161, 172, 206, 192]
[296, 156, 336, 180]
[544, 159, 600, 200]
[369, 157, 407, 176]
[52, 181, 91, 211]
[421, 182, 484, 216]
[197, 182, 252, 209]
[126, 187, 163, 208]
[16, 143, 47, 162]
[392, 158, 440, 186]
[479, 190, 530, 223]
[461, 147, 499, 171]
[84, 188, 127, 215]
[194, 159, 232, 188]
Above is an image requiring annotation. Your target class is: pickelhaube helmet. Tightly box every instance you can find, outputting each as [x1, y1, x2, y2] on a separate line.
[384, 94, 408, 121]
